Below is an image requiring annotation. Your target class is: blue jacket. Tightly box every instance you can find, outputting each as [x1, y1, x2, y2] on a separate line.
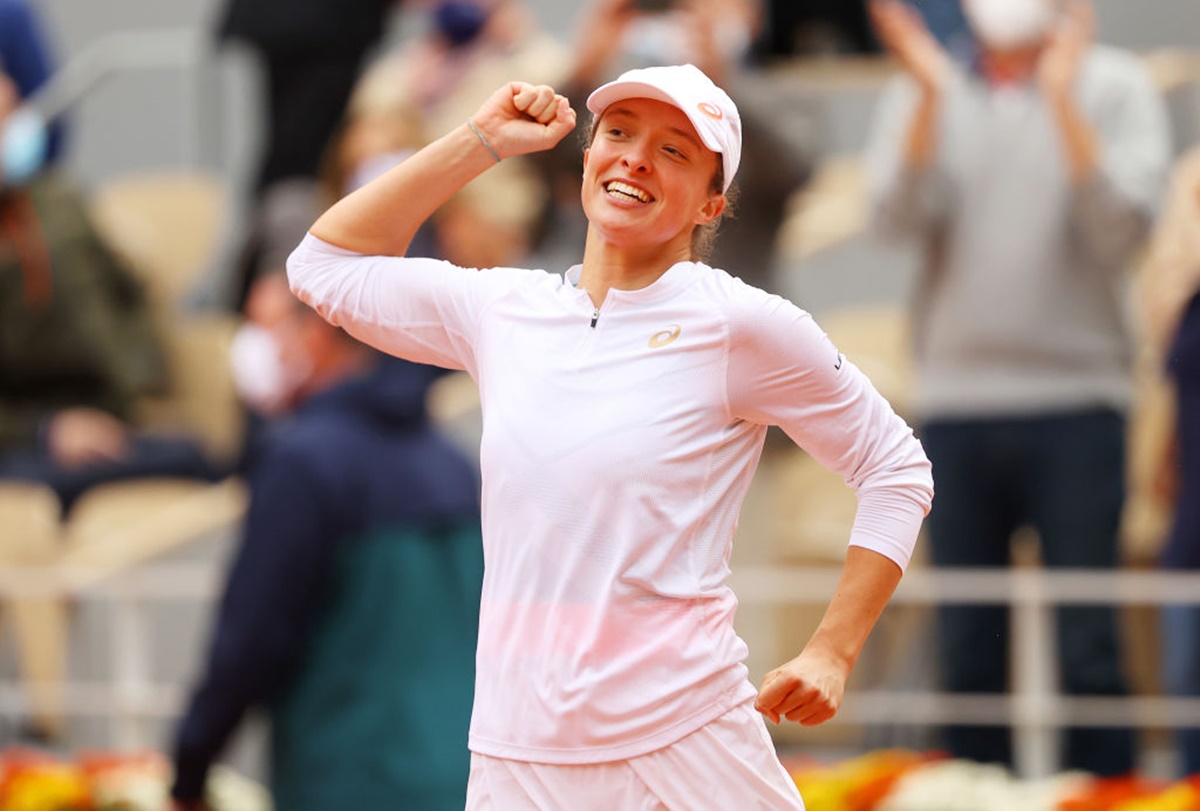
[172, 357, 482, 809]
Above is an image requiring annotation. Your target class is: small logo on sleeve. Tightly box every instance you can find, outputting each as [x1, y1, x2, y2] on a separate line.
[834, 353, 844, 371]
[649, 324, 682, 348]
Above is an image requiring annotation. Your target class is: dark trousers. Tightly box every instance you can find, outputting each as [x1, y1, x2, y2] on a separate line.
[0, 434, 225, 517]
[231, 50, 364, 311]
[922, 408, 1136, 776]
[256, 51, 363, 194]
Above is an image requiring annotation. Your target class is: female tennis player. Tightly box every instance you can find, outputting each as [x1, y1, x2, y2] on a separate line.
[288, 64, 933, 809]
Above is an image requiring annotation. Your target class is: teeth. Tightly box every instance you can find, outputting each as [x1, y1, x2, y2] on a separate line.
[605, 181, 650, 203]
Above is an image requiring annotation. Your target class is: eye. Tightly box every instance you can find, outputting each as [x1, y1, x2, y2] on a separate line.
[663, 144, 687, 160]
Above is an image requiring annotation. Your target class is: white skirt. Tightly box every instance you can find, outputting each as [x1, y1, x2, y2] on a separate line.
[465, 700, 806, 810]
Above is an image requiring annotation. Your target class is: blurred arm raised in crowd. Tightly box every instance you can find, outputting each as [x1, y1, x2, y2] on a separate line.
[864, 0, 954, 241]
[1047, 3, 1171, 266]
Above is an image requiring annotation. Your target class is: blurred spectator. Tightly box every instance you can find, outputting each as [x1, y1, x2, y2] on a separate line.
[754, 0, 877, 58]
[350, 0, 568, 268]
[228, 92, 440, 474]
[171, 273, 483, 811]
[550, 0, 809, 293]
[0, 0, 65, 164]
[1139, 145, 1200, 777]
[0, 70, 223, 517]
[865, 0, 1170, 775]
[215, 0, 401, 309]
[216, 0, 398, 196]
[754, 0, 975, 66]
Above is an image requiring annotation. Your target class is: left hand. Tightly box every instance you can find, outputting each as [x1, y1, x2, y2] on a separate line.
[754, 647, 849, 726]
[1038, 0, 1094, 102]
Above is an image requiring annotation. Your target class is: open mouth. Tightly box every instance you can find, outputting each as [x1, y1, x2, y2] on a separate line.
[604, 180, 654, 204]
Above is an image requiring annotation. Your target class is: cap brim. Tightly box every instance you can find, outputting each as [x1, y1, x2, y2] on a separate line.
[586, 81, 725, 157]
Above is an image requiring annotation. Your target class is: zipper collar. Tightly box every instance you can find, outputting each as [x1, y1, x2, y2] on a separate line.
[561, 261, 701, 306]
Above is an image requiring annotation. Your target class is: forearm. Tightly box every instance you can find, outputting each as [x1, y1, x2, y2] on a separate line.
[171, 676, 255, 802]
[903, 87, 941, 171]
[867, 84, 952, 240]
[803, 546, 903, 672]
[1047, 93, 1100, 183]
[754, 545, 905, 724]
[311, 122, 499, 257]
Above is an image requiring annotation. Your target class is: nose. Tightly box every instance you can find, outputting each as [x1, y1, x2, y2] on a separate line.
[620, 138, 651, 175]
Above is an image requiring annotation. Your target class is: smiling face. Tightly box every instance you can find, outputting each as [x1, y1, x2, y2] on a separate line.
[581, 97, 726, 263]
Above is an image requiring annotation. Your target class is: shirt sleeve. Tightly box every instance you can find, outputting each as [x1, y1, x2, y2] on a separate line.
[726, 291, 934, 571]
[286, 234, 531, 378]
[864, 76, 956, 243]
[1068, 55, 1172, 267]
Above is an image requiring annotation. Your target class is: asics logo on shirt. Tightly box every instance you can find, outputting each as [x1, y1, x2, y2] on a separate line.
[649, 324, 682, 348]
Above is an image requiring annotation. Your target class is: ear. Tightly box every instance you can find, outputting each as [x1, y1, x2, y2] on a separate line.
[694, 192, 727, 226]
[583, 147, 590, 170]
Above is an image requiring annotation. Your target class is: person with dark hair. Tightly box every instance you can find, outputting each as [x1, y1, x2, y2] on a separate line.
[289, 65, 933, 808]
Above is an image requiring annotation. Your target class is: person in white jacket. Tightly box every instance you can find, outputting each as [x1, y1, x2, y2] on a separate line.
[288, 63, 934, 810]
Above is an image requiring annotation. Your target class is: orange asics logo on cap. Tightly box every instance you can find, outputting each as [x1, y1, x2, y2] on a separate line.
[697, 102, 723, 120]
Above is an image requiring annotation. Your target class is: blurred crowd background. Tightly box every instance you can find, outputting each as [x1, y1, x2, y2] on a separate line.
[3, 0, 1200, 807]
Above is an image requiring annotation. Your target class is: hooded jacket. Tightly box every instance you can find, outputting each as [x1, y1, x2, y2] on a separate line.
[172, 356, 482, 811]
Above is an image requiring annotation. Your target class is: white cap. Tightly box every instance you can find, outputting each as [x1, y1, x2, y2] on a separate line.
[586, 64, 741, 193]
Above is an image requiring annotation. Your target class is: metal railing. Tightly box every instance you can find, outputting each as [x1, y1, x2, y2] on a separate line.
[733, 566, 1200, 779]
[2, 561, 1198, 776]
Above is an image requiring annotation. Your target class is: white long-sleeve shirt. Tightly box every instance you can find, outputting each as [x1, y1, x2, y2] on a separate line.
[288, 234, 933, 764]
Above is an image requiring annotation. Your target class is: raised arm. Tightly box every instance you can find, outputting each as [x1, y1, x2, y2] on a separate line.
[311, 82, 576, 257]
[865, 0, 955, 240]
[1043, 12, 1170, 267]
[869, 0, 949, 172]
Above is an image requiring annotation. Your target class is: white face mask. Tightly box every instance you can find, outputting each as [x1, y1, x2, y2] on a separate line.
[963, 0, 1056, 50]
[1, 107, 49, 188]
[228, 323, 310, 416]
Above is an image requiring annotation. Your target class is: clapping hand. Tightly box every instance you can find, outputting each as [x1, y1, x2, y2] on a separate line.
[46, 407, 131, 468]
[1039, 0, 1094, 102]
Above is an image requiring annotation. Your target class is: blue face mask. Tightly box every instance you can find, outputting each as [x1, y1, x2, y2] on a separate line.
[1, 107, 49, 188]
[433, 1, 489, 48]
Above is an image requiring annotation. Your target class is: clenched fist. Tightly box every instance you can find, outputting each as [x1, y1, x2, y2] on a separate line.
[468, 82, 577, 160]
[755, 647, 850, 727]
